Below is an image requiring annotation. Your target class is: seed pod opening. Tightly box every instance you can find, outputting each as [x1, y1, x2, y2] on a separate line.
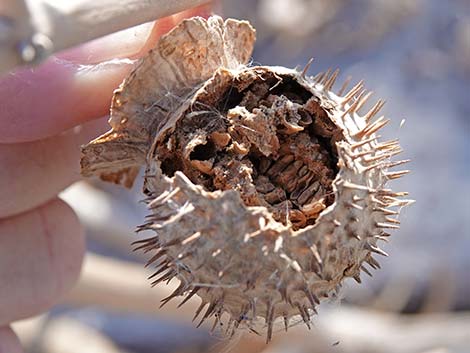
[154, 67, 343, 230]
[81, 16, 412, 341]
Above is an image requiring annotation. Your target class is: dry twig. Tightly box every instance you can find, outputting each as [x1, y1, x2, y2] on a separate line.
[63, 252, 200, 320]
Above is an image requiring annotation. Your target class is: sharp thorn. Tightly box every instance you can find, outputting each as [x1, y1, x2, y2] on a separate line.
[376, 222, 400, 230]
[365, 243, 389, 256]
[160, 283, 186, 308]
[355, 91, 374, 112]
[181, 231, 202, 245]
[144, 250, 167, 268]
[351, 135, 379, 149]
[364, 99, 386, 122]
[296, 304, 311, 329]
[314, 70, 327, 83]
[283, 314, 289, 332]
[373, 207, 399, 215]
[361, 265, 373, 277]
[337, 75, 352, 96]
[342, 80, 364, 105]
[192, 301, 207, 322]
[197, 299, 219, 328]
[353, 274, 362, 283]
[178, 286, 201, 308]
[266, 300, 275, 343]
[301, 58, 314, 78]
[211, 314, 221, 333]
[320, 68, 332, 84]
[369, 256, 381, 269]
[324, 68, 340, 90]
[385, 170, 410, 179]
[148, 263, 169, 278]
[385, 159, 410, 168]
[304, 287, 320, 308]
[342, 89, 366, 117]
[366, 257, 379, 269]
[150, 270, 175, 287]
[385, 217, 401, 224]
[354, 116, 390, 138]
[132, 236, 157, 245]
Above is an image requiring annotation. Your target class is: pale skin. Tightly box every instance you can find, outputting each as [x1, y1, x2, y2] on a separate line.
[0, 6, 211, 351]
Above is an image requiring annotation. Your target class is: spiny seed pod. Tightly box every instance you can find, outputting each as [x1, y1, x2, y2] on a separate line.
[81, 16, 412, 341]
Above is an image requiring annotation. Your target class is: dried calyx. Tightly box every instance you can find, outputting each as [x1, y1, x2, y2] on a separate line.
[81, 16, 412, 342]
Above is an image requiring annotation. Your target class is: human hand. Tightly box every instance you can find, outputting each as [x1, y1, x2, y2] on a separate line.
[0, 5, 211, 352]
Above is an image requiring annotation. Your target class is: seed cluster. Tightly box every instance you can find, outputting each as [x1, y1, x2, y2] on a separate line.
[156, 69, 343, 229]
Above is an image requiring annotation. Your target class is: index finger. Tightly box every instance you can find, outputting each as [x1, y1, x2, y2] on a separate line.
[0, 6, 211, 143]
[0, 57, 132, 143]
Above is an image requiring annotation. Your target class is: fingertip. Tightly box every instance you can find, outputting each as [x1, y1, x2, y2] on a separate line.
[46, 198, 86, 295]
[0, 58, 133, 143]
[58, 22, 155, 65]
[137, 3, 214, 56]
[0, 117, 109, 218]
[177, 2, 214, 20]
[0, 327, 24, 353]
[0, 198, 85, 324]
[137, 17, 178, 55]
[0, 3, 214, 143]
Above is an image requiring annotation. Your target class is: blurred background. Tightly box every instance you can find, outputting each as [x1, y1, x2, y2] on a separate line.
[13, 0, 470, 352]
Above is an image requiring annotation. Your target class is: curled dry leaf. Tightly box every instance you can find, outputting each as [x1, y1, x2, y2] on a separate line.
[81, 16, 412, 341]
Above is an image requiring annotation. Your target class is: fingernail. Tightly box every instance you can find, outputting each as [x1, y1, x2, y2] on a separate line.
[175, 3, 214, 21]
[56, 3, 214, 65]
[57, 21, 155, 64]
[139, 5, 214, 55]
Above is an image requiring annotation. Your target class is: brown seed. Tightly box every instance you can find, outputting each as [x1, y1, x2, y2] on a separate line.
[255, 176, 276, 194]
[258, 157, 272, 174]
[275, 160, 303, 186]
[297, 181, 320, 205]
[266, 155, 295, 177]
[285, 174, 299, 194]
[298, 165, 309, 177]
[290, 173, 315, 200]
[264, 187, 287, 204]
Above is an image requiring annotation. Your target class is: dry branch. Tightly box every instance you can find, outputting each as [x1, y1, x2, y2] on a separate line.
[63, 252, 200, 321]
[14, 316, 124, 353]
[261, 307, 470, 353]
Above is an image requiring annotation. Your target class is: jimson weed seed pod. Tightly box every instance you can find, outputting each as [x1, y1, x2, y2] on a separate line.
[81, 16, 412, 341]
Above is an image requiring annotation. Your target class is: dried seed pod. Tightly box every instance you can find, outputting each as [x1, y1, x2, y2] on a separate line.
[81, 16, 412, 341]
